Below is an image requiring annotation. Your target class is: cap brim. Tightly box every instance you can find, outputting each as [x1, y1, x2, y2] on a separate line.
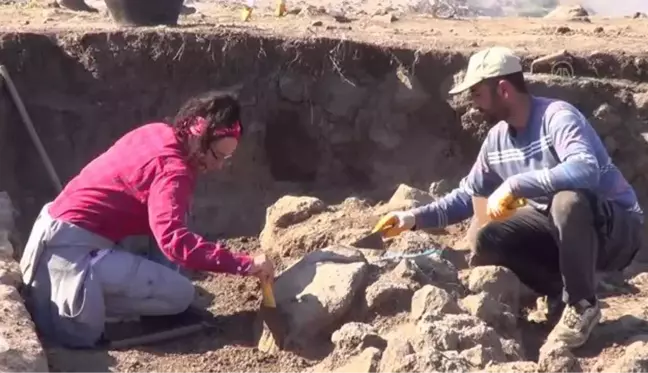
[448, 76, 482, 95]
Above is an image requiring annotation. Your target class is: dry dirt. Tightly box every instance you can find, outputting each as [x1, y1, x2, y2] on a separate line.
[0, 1, 647, 55]
[2, 1, 648, 373]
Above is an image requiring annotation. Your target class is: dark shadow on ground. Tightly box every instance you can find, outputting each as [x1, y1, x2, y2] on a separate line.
[103, 307, 257, 353]
[575, 315, 648, 359]
[46, 347, 117, 372]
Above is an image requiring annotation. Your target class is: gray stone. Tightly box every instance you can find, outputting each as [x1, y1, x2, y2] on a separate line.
[538, 342, 581, 372]
[458, 344, 507, 369]
[603, 337, 648, 372]
[468, 266, 521, 312]
[378, 333, 416, 373]
[414, 313, 505, 357]
[259, 195, 327, 255]
[365, 276, 417, 314]
[333, 347, 383, 373]
[460, 292, 517, 335]
[273, 246, 369, 348]
[331, 322, 386, 353]
[388, 184, 434, 207]
[410, 284, 461, 321]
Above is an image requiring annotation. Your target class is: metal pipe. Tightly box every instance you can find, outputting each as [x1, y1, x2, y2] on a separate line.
[108, 322, 207, 349]
[0, 65, 62, 192]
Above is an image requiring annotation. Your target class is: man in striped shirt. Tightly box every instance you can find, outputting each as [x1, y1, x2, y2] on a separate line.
[376, 47, 643, 349]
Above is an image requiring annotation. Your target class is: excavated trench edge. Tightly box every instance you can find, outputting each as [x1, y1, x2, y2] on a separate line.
[0, 28, 647, 372]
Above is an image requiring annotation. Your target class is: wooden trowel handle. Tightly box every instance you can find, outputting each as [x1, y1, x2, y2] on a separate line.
[261, 280, 277, 308]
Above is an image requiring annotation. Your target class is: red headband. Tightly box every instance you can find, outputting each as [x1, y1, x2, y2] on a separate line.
[188, 116, 241, 140]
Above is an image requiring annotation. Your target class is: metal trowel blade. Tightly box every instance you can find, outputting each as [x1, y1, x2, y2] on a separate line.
[350, 231, 385, 250]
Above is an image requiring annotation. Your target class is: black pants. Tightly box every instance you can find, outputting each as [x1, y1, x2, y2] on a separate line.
[471, 190, 643, 305]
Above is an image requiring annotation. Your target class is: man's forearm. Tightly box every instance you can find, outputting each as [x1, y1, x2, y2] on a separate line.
[409, 187, 473, 229]
[508, 156, 600, 198]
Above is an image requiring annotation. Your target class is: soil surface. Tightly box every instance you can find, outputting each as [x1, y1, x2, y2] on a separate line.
[2, 2, 648, 373]
[0, 1, 647, 55]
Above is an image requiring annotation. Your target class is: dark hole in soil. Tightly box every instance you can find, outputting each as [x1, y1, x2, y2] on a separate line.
[264, 109, 321, 182]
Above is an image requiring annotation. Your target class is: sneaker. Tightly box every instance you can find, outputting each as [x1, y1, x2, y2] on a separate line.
[545, 298, 601, 349]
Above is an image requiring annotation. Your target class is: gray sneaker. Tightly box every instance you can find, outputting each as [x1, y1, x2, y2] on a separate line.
[545, 298, 601, 349]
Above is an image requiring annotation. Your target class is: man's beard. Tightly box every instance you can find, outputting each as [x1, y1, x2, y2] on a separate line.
[478, 105, 508, 125]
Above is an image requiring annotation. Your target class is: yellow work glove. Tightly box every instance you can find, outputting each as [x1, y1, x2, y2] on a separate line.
[373, 211, 416, 238]
[486, 183, 526, 221]
[241, 5, 253, 21]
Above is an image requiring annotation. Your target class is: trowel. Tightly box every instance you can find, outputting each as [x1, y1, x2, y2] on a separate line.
[254, 279, 286, 353]
[350, 216, 397, 250]
[350, 230, 386, 250]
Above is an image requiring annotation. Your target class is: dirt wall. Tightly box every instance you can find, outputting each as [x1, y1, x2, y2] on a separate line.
[0, 30, 647, 255]
[0, 31, 476, 245]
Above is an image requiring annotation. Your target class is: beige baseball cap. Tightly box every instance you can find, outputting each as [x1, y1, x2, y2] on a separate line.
[448, 46, 523, 95]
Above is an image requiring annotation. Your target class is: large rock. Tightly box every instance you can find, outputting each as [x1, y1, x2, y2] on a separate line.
[414, 313, 506, 357]
[308, 344, 383, 373]
[378, 309, 514, 371]
[378, 332, 416, 373]
[411, 253, 463, 293]
[538, 343, 581, 373]
[365, 260, 420, 314]
[460, 292, 517, 336]
[410, 284, 461, 321]
[603, 337, 648, 372]
[259, 196, 379, 257]
[379, 325, 473, 372]
[273, 246, 369, 348]
[388, 184, 433, 207]
[387, 231, 438, 254]
[468, 266, 522, 312]
[259, 195, 327, 255]
[331, 322, 386, 353]
[333, 347, 383, 373]
[459, 345, 507, 369]
[0, 284, 48, 372]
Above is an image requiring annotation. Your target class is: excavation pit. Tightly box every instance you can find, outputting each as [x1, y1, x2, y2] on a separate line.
[1, 6, 648, 372]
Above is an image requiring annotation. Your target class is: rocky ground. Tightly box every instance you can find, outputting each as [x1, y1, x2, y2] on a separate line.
[1, 1, 648, 373]
[29, 186, 648, 372]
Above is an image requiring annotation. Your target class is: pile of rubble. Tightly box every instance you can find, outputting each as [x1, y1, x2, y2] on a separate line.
[260, 184, 648, 373]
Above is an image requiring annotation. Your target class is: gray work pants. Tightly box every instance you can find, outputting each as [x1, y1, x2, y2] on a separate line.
[471, 190, 642, 305]
[19, 203, 195, 348]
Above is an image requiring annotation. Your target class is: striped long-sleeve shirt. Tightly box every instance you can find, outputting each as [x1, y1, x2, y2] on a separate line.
[411, 96, 643, 228]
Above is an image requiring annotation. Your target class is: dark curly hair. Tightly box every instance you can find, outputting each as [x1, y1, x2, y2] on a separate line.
[171, 90, 244, 154]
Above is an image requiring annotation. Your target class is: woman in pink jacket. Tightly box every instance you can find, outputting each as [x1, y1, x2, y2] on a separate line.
[20, 90, 274, 348]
